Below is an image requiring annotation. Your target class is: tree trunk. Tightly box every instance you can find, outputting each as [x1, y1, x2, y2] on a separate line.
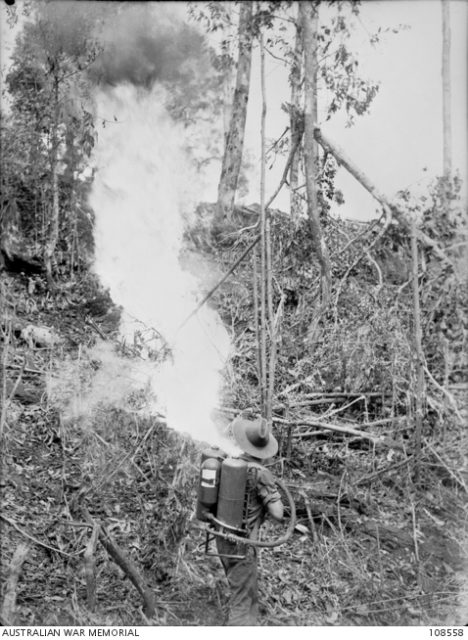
[410, 218, 424, 485]
[44, 75, 60, 288]
[441, 0, 452, 178]
[289, 9, 303, 221]
[64, 126, 77, 273]
[300, 1, 331, 308]
[260, 34, 268, 417]
[216, 1, 253, 225]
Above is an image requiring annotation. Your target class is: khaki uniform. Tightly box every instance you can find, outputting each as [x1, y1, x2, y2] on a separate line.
[216, 460, 282, 626]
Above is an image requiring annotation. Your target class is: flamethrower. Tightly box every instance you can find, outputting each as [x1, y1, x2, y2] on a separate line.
[194, 447, 296, 557]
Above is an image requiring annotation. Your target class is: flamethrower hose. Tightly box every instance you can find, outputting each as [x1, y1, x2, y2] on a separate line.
[203, 479, 296, 548]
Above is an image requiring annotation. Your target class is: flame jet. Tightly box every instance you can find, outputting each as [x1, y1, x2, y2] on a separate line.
[89, 83, 232, 449]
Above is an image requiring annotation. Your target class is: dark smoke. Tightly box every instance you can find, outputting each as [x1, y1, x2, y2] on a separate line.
[89, 3, 210, 88]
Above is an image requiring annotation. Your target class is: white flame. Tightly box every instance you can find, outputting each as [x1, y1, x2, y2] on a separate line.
[89, 84, 232, 448]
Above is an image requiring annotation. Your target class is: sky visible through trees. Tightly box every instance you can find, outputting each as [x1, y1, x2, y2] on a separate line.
[1, 1, 466, 222]
[239, 0, 467, 219]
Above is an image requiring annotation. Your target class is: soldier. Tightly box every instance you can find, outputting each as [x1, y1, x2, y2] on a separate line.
[217, 416, 284, 626]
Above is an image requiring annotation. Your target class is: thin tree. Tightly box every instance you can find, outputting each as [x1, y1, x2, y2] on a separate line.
[216, 1, 253, 225]
[410, 218, 424, 485]
[441, 0, 452, 178]
[259, 32, 268, 417]
[300, 1, 331, 312]
[44, 66, 60, 287]
[289, 8, 303, 221]
[256, 30, 278, 428]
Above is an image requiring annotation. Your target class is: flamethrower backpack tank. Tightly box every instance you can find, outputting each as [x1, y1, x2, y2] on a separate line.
[194, 437, 296, 555]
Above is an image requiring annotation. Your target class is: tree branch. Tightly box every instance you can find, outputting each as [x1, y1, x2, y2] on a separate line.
[1, 543, 30, 624]
[0, 514, 81, 558]
[81, 507, 156, 618]
[84, 523, 100, 611]
[275, 416, 403, 450]
[313, 126, 457, 270]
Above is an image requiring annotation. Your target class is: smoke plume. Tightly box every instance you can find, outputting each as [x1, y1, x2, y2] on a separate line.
[89, 3, 210, 89]
[44, 3, 232, 450]
[87, 83, 232, 448]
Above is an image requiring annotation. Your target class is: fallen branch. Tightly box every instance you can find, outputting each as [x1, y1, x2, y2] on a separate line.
[217, 406, 398, 430]
[98, 526, 156, 617]
[274, 416, 403, 450]
[1, 543, 29, 624]
[306, 391, 391, 398]
[273, 396, 381, 410]
[356, 455, 414, 486]
[277, 389, 390, 399]
[359, 418, 404, 427]
[84, 522, 100, 612]
[314, 126, 457, 271]
[81, 507, 156, 617]
[314, 127, 391, 223]
[0, 513, 81, 558]
[276, 398, 344, 408]
[320, 395, 367, 418]
[5, 364, 44, 374]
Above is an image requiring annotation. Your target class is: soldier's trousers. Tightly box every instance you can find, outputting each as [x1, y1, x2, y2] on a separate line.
[216, 538, 258, 626]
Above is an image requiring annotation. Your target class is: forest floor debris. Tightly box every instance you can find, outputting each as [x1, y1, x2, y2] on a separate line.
[1, 231, 467, 625]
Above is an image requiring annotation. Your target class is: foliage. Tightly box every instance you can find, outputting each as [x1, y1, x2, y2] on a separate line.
[197, 175, 466, 427]
[254, 1, 381, 124]
[318, 5, 380, 124]
[2, 2, 101, 271]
